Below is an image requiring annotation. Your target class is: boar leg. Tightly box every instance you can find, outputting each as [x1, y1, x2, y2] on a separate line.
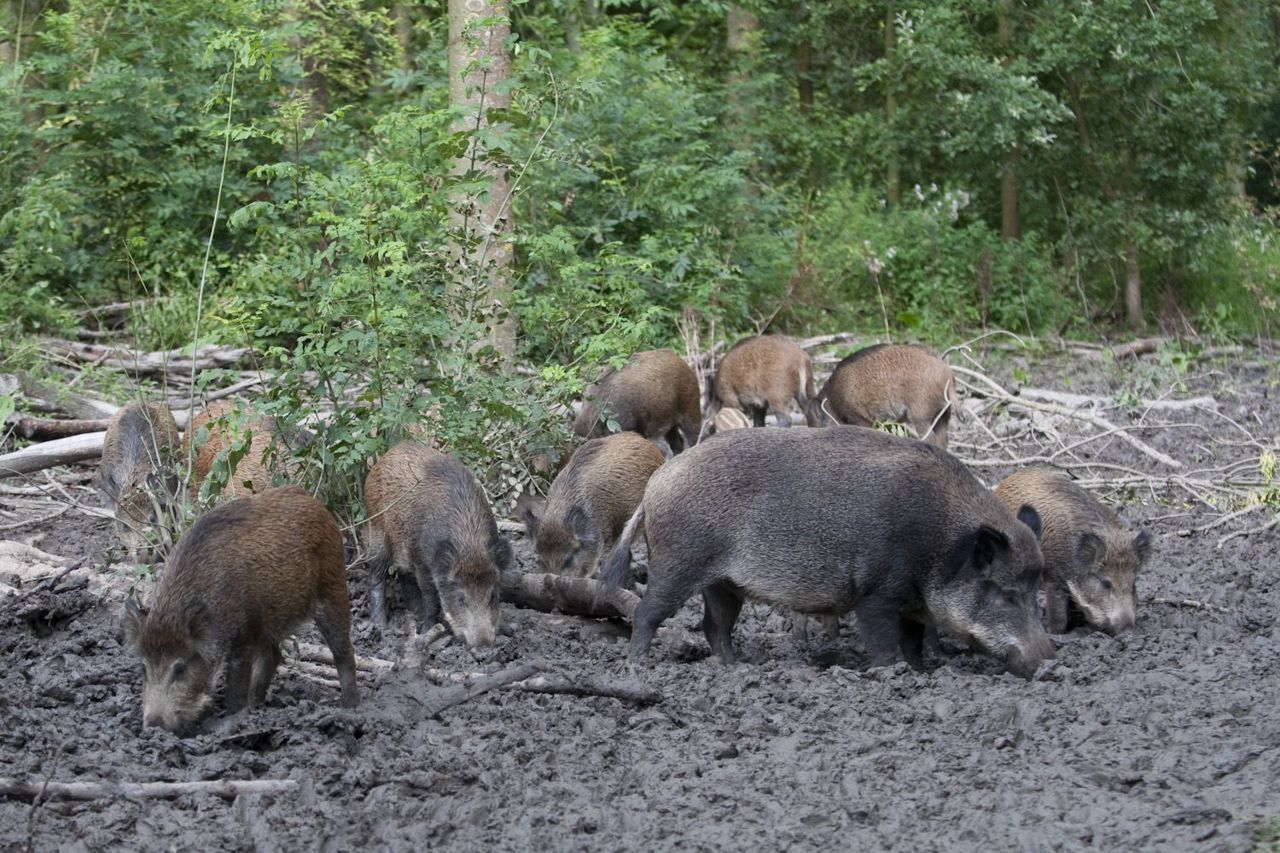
[249, 643, 282, 706]
[769, 400, 794, 427]
[223, 651, 254, 714]
[701, 582, 744, 664]
[853, 597, 906, 668]
[1043, 581, 1070, 634]
[899, 618, 926, 670]
[747, 405, 768, 428]
[315, 604, 361, 708]
[367, 548, 392, 628]
[628, 566, 707, 659]
[414, 570, 443, 630]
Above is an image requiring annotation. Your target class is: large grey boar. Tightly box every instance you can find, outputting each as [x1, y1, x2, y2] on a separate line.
[995, 467, 1152, 635]
[573, 349, 702, 455]
[710, 335, 816, 427]
[100, 401, 180, 552]
[124, 486, 359, 734]
[523, 432, 665, 578]
[602, 426, 1052, 678]
[364, 441, 510, 646]
[807, 343, 955, 448]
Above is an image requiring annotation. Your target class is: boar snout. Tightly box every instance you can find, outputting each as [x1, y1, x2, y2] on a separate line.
[1005, 632, 1055, 680]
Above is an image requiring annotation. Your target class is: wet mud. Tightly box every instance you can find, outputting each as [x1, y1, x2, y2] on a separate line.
[1, 349, 1278, 850]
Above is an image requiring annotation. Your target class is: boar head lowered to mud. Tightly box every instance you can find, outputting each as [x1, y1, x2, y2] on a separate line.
[602, 426, 1053, 678]
[101, 401, 181, 553]
[123, 486, 359, 734]
[710, 335, 816, 428]
[806, 343, 955, 448]
[364, 441, 510, 646]
[573, 349, 702, 455]
[996, 466, 1152, 635]
[523, 432, 664, 579]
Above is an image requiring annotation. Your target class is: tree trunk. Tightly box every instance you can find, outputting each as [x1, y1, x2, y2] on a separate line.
[1125, 241, 1143, 330]
[796, 39, 813, 114]
[448, 0, 516, 369]
[884, 4, 900, 207]
[395, 4, 413, 70]
[998, 0, 1019, 239]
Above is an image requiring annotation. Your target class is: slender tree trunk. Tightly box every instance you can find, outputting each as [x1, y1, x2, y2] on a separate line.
[448, 0, 516, 368]
[998, 0, 1019, 239]
[796, 39, 813, 113]
[884, 3, 900, 207]
[1124, 241, 1143, 330]
[726, 4, 760, 193]
[395, 5, 413, 70]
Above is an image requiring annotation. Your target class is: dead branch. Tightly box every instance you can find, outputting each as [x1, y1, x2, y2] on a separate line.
[506, 674, 661, 705]
[1016, 388, 1218, 413]
[1217, 513, 1280, 547]
[42, 340, 252, 377]
[294, 642, 393, 674]
[500, 572, 639, 620]
[422, 662, 542, 717]
[0, 433, 105, 479]
[797, 332, 864, 350]
[416, 664, 660, 705]
[18, 376, 120, 420]
[75, 299, 154, 322]
[1149, 597, 1229, 614]
[1111, 337, 1168, 360]
[953, 366, 1183, 469]
[14, 417, 114, 441]
[0, 777, 298, 802]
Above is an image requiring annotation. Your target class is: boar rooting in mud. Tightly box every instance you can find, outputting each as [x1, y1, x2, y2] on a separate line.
[602, 426, 1053, 678]
[123, 487, 359, 734]
[996, 467, 1152, 635]
[101, 402, 180, 553]
[710, 335, 816, 428]
[573, 349, 702, 454]
[364, 441, 510, 646]
[807, 344, 955, 448]
[525, 432, 664, 579]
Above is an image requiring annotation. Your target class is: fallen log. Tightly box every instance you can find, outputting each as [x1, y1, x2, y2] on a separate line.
[43, 340, 252, 377]
[15, 417, 114, 440]
[0, 432, 105, 479]
[0, 777, 298, 802]
[1111, 337, 1168, 360]
[18, 376, 120, 420]
[500, 571, 639, 620]
[423, 662, 542, 717]
[504, 674, 660, 705]
[1017, 388, 1219, 413]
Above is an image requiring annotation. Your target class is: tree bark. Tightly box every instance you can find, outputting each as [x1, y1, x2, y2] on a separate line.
[884, 4, 900, 207]
[448, 0, 516, 369]
[395, 4, 414, 69]
[1125, 241, 1143, 330]
[997, 0, 1020, 239]
[726, 4, 760, 167]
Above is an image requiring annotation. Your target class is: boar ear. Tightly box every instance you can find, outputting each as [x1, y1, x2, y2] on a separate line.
[433, 540, 460, 573]
[518, 495, 541, 538]
[183, 601, 212, 653]
[973, 525, 1011, 569]
[566, 504, 593, 539]
[1131, 529, 1152, 564]
[1077, 532, 1105, 566]
[492, 536, 514, 573]
[123, 594, 148, 646]
[1015, 505, 1042, 541]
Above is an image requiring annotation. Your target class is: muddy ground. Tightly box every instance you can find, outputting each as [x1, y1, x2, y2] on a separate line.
[1, 345, 1279, 851]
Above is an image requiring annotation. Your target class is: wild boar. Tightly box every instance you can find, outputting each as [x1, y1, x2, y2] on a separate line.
[602, 425, 1052, 678]
[711, 335, 816, 427]
[573, 349, 702, 455]
[523, 432, 664, 579]
[995, 467, 1152, 635]
[183, 400, 284, 497]
[100, 402, 180, 552]
[124, 486, 359, 733]
[807, 344, 955, 448]
[364, 441, 510, 646]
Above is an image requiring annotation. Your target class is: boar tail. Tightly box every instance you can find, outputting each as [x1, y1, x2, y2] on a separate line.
[599, 503, 645, 593]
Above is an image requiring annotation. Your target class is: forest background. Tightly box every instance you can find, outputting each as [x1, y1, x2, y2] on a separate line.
[2, 0, 1278, 517]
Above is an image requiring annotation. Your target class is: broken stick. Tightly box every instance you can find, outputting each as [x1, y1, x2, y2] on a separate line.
[0, 777, 298, 802]
[423, 662, 542, 717]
